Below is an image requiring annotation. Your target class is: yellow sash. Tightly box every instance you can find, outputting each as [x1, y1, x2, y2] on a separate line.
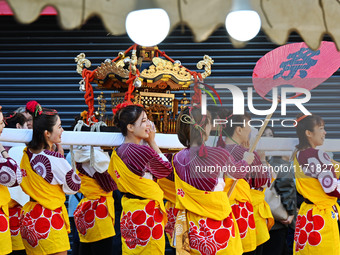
[8, 199, 18, 208]
[157, 178, 177, 248]
[173, 165, 243, 254]
[250, 189, 274, 246]
[108, 149, 166, 213]
[20, 148, 70, 232]
[293, 157, 340, 254]
[295, 157, 339, 210]
[78, 172, 113, 200]
[75, 172, 115, 242]
[224, 178, 252, 203]
[157, 178, 176, 204]
[109, 150, 168, 254]
[174, 169, 231, 220]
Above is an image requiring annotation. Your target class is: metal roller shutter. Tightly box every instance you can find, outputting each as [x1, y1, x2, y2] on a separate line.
[1, 13, 340, 255]
[0, 15, 339, 140]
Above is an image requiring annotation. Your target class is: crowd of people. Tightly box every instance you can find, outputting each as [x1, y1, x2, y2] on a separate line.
[0, 100, 339, 255]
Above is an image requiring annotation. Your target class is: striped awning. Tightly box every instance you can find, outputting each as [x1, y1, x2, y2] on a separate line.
[3, 0, 340, 50]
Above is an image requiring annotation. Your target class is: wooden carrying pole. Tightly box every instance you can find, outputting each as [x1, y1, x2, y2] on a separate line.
[227, 113, 273, 198]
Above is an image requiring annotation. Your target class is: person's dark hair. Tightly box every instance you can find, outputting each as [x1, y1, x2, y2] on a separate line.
[4, 112, 27, 128]
[295, 113, 324, 150]
[264, 126, 275, 137]
[28, 108, 59, 150]
[176, 106, 211, 147]
[218, 108, 251, 137]
[113, 105, 146, 136]
[207, 105, 221, 120]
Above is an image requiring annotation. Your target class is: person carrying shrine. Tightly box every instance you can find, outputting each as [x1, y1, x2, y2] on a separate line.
[293, 114, 340, 255]
[108, 104, 173, 254]
[172, 106, 255, 254]
[219, 109, 273, 255]
[20, 102, 81, 255]
[0, 106, 23, 255]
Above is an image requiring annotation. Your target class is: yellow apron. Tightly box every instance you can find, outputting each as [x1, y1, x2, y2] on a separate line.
[20, 148, 70, 255]
[74, 172, 115, 243]
[108, 149, 166, 255]
[8, 199, 25, 251]
[293, 157, 340, 255]
[0, 185, 12, 255]
[158, 178, 178, 248]
[250, 189, 274, 246]
[174, 168, 243, 255]
[224, 178, 257, 252]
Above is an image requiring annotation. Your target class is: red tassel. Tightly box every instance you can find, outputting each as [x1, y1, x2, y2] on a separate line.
[217, 134, 226, 148]
[198, 144, 208, 158]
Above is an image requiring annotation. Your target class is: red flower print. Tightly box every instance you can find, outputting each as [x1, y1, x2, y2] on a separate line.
[152, 224, 163, 240]
[165, 207, 179, 238]
[74, 197, 108, 236]
[0, 208, 9, 233]
[145, 201, 155, 215]
[115, 170, 120, 179]
[51, 214, 64, 230]
[120, 201, 164, 249]
[294, 209, 325, 252]
[9, 206, 22, 236]
[177, 188, 185, 197]
[20, 204, 64, 248]
[231, 202, 255, 239]
[188, 214, 235, 255]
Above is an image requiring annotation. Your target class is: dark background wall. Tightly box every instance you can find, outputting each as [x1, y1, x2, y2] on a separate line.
[1, 15, 339, 138]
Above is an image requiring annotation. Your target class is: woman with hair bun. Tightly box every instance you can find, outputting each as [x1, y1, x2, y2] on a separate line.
[13, 100, 39, 130]
[5, 112, 28, 129]
[0, 106, 23, 255]
[172, 106, 255, 255]
[108, 104, 172, 254]
[20, 102, 81, 255]
[293, 114, 340, 254]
